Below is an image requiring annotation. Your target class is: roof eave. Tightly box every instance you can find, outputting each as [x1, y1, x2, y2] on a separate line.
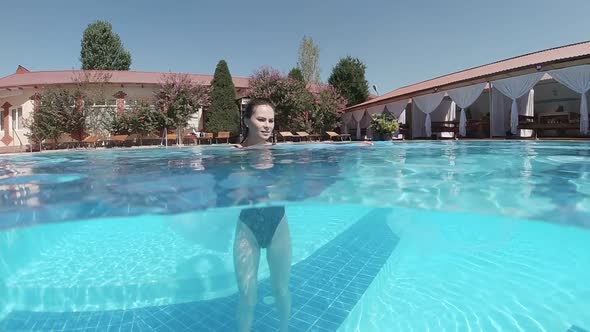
[343, 53, 590, 113]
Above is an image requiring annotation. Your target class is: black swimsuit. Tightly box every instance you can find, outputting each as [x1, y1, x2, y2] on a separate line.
[203, 147, 339, 248]
[239, 206, 285, 248]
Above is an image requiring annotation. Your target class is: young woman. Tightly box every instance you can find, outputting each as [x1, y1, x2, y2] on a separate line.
[233, 98, 291, 332]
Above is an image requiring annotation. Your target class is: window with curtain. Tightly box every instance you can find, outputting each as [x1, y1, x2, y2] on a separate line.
[11, 108, 23, 130]
[18, 107, 24, 129]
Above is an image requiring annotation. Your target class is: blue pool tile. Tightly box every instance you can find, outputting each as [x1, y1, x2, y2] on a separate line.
[1, 209, 398, 332]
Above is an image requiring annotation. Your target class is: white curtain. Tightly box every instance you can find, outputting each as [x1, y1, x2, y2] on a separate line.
[412, 106, 427, 137]
[491, 87, 512, 137]
[549, 65, 590, 134]
[341, 112, 353, 134]
[397, 109, 406, 124]
[447, 83, 486, 137]
[429, 99, 456, 138]
[444, 101, 457, 138]
[493, 72, 543, 134]
[517, 89, 535, 137]
[413, 92, 446, 137]
[384, 99, 410, 119]
[352, 109, 366, 139]
[360, 111, 373, 138]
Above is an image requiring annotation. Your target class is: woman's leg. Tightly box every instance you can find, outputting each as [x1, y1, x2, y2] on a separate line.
[267, 216, 292, 332]
[233, 221, 261, 332]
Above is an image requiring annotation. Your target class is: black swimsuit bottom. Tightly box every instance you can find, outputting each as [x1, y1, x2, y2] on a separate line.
[239, 206, 285, 248]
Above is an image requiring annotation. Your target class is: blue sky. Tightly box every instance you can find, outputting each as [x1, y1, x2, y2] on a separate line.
[1, 0, 590, 93]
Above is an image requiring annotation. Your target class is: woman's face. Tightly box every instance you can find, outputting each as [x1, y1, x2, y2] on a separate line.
[245, 104, 275, 141]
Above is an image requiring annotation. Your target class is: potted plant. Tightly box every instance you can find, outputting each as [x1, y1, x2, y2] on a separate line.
[370, 113, 399, 141]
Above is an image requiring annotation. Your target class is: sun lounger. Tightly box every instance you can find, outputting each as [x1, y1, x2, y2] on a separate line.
[125, 133, 141, 146]
[111, 134, 128, 142]
[198, 133, 213, 144]
[295, 132, 310, 141]
[55, 133, 79, 149]
[141, 133, 160, 145]
[279, 131, 301, 142]
[216, 131, 230, 144]
[326, 131, 352, 141]
[296, 131, 321, 142]
[181, 129, 197, 145]
[82, 135, 99, 148]
[109, 134, 129, 147]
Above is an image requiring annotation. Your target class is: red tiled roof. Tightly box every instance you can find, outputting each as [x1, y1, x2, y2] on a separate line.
[0, 69, 251, 89]
[345, 40, 590, 112]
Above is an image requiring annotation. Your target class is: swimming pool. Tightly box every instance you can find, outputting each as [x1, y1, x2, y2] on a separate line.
[0, 141, 589, 331]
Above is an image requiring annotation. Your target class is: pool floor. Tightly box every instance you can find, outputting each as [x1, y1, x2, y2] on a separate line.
[0, 209, 398, 332]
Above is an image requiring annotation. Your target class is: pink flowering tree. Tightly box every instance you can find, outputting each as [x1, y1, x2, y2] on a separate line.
[311, 85, 348, 134]
[249, 67, 314, 131]
[155, 73, 209, 138]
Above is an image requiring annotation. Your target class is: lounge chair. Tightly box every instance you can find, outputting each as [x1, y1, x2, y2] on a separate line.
[111, 134, 129, 147]
[295, 132, 310, 141]
[278, 131, 300, 142]
[82, 135, 99, 148]
[55, 133, 79, 149]
[198, 133, 213, 144]
[182, 129, 198, 145]
[296, 131, 321, 142]
[158, 130, 178, 143]
[125, 133, 141, 146]
[111, 134, 128, 142]
[216, 131, 230, 144]
[326, 131, 352, 141]
[141, 133, 161, 145]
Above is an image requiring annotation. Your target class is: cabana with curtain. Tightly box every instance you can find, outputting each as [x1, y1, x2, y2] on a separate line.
[491, 87, 535, 137]
[548, 65, 590, 135]
[341, 112, 353, 135]
[412, 98, 457, 139]
[385, 99, 409, 139]
[447, 83, 486, 137]
[492, 72, 543, 135]
[412, 92, 446, 138]
[339, 42, 590, 140]
[351, 109, 366, 139]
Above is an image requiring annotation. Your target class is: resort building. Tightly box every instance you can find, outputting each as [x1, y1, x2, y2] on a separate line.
[0, 67, 252, 151]
[342, 41, 590, 140]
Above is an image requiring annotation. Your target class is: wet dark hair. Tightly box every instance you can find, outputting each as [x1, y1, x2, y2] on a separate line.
[242, 98, 275, 143]
[244, 98, 275, 119]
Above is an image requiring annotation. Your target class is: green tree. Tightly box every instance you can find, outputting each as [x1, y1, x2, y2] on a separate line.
[80, 20, 132, 70]
[297, 36, 321, 84]
[26, 88, 89, 144]
[110, 112, 130, 135]
[288, 68, 304, 82]
[25, 90, 66, 144]
[125, 101, 165, 143]
[206, 60, 239, 134]
[328, 56, 369, 107]
[71, 70, 114, 138]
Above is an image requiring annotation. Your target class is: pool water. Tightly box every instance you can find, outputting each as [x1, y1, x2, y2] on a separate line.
[0, 141, 589, 331]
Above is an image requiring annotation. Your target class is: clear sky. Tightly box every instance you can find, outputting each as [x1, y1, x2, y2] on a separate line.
[1, 0, 589, 93]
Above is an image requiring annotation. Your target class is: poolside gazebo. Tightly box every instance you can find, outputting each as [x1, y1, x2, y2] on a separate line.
[342, 41, 590, 140]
